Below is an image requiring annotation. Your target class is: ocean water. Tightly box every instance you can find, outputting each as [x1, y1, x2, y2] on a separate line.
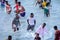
[0, 0, 60, 40]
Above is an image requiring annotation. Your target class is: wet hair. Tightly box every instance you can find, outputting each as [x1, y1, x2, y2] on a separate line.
[5, 1, 8, 5]
[30, 13, 34, 17]
[18, 2, 21, 6]
[36, 33, 39, 36]
[8, 35, 12, 40]
[54, 26, 58, 30]
[43, 23, 46, 28]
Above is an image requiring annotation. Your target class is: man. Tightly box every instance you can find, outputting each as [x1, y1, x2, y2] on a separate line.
[54, 26, 60, 40]
[27, 13, 36, 31]
[12, 14, 20, 32]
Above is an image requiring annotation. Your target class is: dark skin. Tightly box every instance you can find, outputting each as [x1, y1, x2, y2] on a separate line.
[6, 1, 12, 14]
[18, 2, 25, 11]
[27, 14, 36, 25]
[12, 14, 20, 29]
[42, 23, 46, 28]
[34, 34, 41, 40]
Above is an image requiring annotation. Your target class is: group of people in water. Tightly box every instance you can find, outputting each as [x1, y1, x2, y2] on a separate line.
[0, 0, 60, 40]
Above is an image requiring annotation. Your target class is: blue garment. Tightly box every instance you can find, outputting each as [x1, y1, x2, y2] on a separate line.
[1, 2, 5, 7]
[20, 12, 25, 17]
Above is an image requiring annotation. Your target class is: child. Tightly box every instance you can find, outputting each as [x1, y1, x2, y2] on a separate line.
[34, 33, 41, 40]
[7, 35, 12, 40]
[44, 7, 50, 17]
[6, 1, 11, 14]
[27, 13, 36, 31]
[12, 14, 20, 32]
[18, 2, 25, 17]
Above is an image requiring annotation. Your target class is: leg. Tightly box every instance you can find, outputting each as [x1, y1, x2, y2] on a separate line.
[8, 10, 11, 14]
[16, 25, 19, 31]
[31, 25, 35, 31]
[27, 25, 31, 31]
[17, 27, 19, 31]
[14, 27, 16, 32]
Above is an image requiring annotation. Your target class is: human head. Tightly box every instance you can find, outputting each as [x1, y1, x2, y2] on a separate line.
[54, 26, 58, 30]
[5, 1, 8, 5]
[42, 23, 46, 28]
[8, 35, 12, 40]
[36, 33, 39, 37]
[30, 13, 34, 18]
[18, 2, 21, 6]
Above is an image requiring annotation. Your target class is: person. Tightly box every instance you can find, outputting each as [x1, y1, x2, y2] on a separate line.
[34, 33, 41, 40]
[36, 23, 47, 38]
[1, 0, 5, 7]
[41, 0, 47, 8]
[54, 26, 60, 40]
[36, 0, 42, 5]
[14, 2, 19, 14]
[18, 2, 25, 17]
[12, 14, 20, 32]
[5, 1, 12, 14]
[44, 7, 50, 17]
[46, 0, 51, 6]
[27, 13, 36, 31]
[7, 35, 12, 40]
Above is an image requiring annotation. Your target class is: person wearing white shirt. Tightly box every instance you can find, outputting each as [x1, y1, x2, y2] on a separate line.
[27, 13, 36, 31]
[35, 23, 47, 39]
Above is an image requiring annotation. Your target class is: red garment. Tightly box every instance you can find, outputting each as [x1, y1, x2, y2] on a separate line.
[55, 30, 60, 40]
[15, 3, 19, 10]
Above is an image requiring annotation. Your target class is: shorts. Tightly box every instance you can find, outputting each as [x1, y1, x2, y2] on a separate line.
[20, 12, 25, 17]
[27, 24, 35, 31]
